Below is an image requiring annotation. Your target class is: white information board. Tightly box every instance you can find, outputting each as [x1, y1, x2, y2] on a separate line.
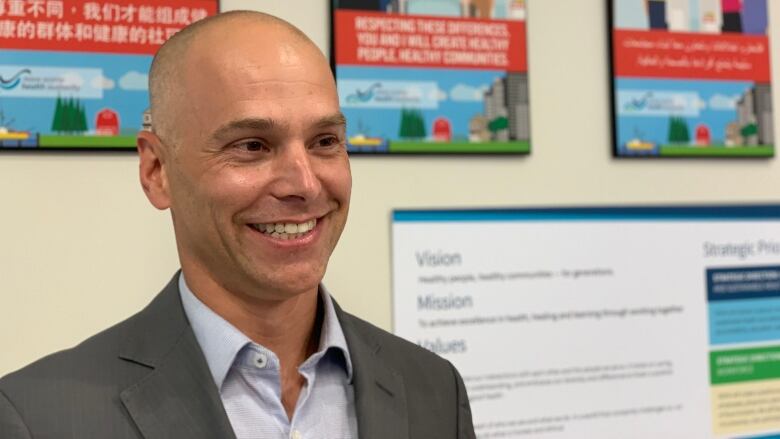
[392, 206, 780, 438]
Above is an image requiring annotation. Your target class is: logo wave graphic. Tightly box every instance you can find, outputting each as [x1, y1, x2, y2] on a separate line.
[624, 92, 653, 111]
[346, 83, 381, 104]
[0, 68, 31, 90]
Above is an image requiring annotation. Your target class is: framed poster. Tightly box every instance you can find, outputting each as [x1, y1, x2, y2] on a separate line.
[0, 0, 219, 151]
[331, 0, 530, 154]
[393, 204, 780, 437]
[609, 0, 773, 157]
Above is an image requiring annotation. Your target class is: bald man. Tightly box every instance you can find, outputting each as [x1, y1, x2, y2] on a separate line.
[0, 11, 475, 439]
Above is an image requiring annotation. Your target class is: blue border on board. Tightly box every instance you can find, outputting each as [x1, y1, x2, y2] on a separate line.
[393, 204, 780, 222]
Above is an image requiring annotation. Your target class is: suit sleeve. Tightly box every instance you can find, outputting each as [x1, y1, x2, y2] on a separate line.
[0, 389, 32, 439]
[450, 362, 476, 439]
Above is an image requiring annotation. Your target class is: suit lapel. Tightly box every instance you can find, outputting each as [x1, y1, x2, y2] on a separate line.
[117, 274, 236, 439]
[335, 304, 410, 439]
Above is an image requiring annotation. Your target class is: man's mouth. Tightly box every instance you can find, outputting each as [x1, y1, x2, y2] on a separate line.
[250, 218, 317, 240]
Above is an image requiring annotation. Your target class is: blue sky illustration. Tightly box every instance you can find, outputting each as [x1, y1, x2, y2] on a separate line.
[0, 50, 151, 134]
[615, 77, 755, 146]
[337, 65, 506, 140]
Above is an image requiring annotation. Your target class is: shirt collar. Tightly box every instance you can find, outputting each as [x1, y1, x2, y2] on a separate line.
[178, 273, 353, 390]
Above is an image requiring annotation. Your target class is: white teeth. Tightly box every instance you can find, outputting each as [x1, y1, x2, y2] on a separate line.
[253, 218, 317, 239]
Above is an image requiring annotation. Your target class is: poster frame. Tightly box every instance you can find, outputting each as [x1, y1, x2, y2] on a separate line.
[0, 0, 220, 153]
[606, 0, 775, 160]
[329, 0, 532, 156]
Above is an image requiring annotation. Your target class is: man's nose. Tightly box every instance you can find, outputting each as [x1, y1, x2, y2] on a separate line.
[270, 142, 321, 202]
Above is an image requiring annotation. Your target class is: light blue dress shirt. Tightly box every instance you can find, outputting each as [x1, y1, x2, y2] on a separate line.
[179, 274, 358, 439]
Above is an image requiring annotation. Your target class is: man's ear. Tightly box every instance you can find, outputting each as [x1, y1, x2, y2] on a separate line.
[137, 130, 172, 210]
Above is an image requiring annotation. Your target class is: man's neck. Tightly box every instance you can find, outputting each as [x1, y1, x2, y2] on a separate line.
[181, 268, 322, 418]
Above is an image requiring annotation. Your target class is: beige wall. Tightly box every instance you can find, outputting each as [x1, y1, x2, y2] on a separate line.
[1, 0, 779, 376]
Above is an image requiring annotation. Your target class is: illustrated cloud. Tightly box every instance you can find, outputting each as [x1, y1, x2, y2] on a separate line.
[91, 74, 115, 90]
[119, 71, 148, 91]
[709, 94, 739, 110]
[430, 86, 448, 101]
[450, 83, 487, 102]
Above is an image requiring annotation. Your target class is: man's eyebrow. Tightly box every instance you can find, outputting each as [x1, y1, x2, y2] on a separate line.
[314, 113, 347, 129]
[210, 117, 287, 141]
[210, 113, 347, 142]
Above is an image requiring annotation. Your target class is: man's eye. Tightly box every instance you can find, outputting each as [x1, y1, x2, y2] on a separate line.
[235, 140, 267, 152]
[316, 136, 340, 148]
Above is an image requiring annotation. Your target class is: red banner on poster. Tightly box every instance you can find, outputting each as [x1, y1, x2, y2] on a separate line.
[0, 0, 217, 55]
[613, 29, 770, 82]
[335, 9, 526, 72]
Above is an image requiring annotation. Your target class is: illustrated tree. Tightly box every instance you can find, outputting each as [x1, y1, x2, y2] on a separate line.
[51, 96, 63, 132]
[398, 109, 427, 139]
[740, 123, 757, 138]
[488, 116, 508, 133]
[51, 97, 88, 134]
[77, 101, 87, 132]
[667, 117, 690, 144]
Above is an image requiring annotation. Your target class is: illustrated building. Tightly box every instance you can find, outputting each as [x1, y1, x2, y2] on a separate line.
[482, 73, 530, 142]
[725, 121, 741, 146]
[432, 117, 452, 141]
[95, 108, 119, 136]
[695, 124, 711, 145]
[469, 115, 490, 141]
[484, 77, 508, 141]
[506, 72, 530, 141]
[142, 108, 152, 132]
[736, 84, 773, 145]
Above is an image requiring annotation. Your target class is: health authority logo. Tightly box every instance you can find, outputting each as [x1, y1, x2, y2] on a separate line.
[619, 89, 700, 117]
[346, 83, 381, 104]
[339, 80, 438, 109]
[0, 69, 32, 90]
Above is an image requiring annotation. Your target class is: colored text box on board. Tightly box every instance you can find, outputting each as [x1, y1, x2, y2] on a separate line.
[335, 9, 527, 72]
[711, 345, 780, 385]
[613, 29, 770, 82]
[0, 0, 218, 55]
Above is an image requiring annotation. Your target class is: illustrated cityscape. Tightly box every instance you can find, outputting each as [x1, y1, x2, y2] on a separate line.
[468, 72, 529, 143]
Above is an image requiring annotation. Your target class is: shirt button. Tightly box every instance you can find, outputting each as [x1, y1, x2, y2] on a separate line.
[254, 352, 268, 369]
[291, 430, 302, 439]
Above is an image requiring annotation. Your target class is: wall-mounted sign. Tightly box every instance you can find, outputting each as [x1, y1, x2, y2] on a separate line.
[393, 205, 780, 437]
[610, 0, 773, 157]
[0, 0, 219, 151]
[332, 0, 530, 154]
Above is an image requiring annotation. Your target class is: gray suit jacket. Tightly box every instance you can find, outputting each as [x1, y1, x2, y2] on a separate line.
[0, 275, 475, 438]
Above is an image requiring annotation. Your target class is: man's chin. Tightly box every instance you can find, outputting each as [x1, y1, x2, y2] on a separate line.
[241, 273, 324, 301]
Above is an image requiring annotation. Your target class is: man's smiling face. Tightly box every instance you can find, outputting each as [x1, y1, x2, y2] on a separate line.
[152, 19, 351, 301]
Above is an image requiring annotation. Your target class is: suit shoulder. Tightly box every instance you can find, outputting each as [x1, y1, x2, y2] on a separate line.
[0, 309, 142, 389]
